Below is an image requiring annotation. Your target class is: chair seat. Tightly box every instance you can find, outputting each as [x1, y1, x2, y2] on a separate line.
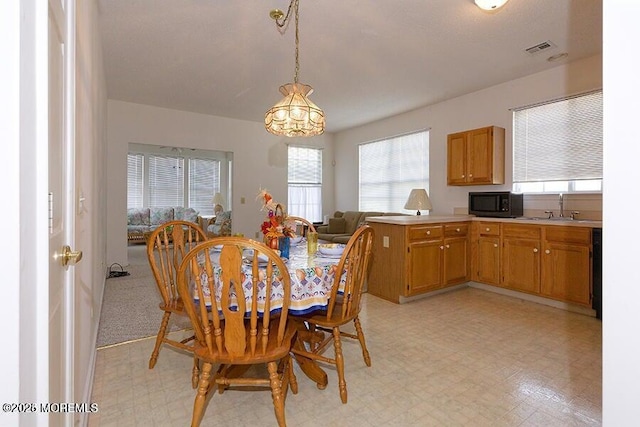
[194, 322, 297, 365]
[158, 297, 185, 313]
[299, 302, 358, 329]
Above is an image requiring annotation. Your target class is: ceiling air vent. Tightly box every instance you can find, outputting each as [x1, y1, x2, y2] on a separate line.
[525, 40, 556, 55]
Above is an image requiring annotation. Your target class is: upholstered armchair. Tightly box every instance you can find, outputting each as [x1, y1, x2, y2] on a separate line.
[206, 210, 232, 237]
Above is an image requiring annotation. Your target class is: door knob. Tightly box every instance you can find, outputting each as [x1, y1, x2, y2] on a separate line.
[61, 245, 83, 266]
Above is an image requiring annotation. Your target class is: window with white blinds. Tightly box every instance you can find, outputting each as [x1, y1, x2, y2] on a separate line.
[148, 155, 185, 207]
[359, 130, 429, 212]
[189, 158, 221, 214]
[127, 148, 224, 215]
[288, 146, 322, 222]
[513, 90, 602, 193]
[127, 153, 144, 208]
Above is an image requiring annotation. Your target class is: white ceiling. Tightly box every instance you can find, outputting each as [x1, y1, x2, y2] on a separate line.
[98, 0, 602, 133]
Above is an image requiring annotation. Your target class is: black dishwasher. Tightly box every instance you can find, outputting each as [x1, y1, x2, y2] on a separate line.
[592, 228, 602, 319]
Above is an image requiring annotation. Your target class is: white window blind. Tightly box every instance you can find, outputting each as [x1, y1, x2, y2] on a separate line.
[148, 155, 184, 207]
[288, 146, 322, 222]
[513, 90, 602, 191]
[127, 153, 144, 208]
[189, 158, 220, 214]
[359, 130, 429, 212]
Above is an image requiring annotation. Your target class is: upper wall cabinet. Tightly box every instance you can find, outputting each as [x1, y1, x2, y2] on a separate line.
[447, 126, 505, 186]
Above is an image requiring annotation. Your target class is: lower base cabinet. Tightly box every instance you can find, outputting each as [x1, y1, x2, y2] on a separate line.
[368, 220, 593, 307]
[501, 224, 542, 294]
[367, 222, 469, 302]
[540, 226, 592, 305]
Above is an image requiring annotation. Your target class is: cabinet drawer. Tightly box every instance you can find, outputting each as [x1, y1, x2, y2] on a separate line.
[503, 224, 541, 239]
[477, 222, 500, 236]
[445, 223, 469, 237]
[408, 225, 442, 241]
[544, 226, 591, 244]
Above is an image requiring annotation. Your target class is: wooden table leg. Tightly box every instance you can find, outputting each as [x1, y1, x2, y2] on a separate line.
[290, 319, 328, 389]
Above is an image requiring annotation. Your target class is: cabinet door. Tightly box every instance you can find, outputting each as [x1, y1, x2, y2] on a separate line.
[541, 242, 591, 305]
[447, 132, 467, 185]
[408, 240, 442, 294]
[467, 127, 493, 184]
[502, 238, 540, 294]
[444, 237, 468, 285]
[477, 236, 500, 285]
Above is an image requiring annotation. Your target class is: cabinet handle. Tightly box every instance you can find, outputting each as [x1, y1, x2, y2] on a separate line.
[461, 174, 465, 178]
[545, 249, 550, 254]
[456, 228, 460, 232]
[533, 248, 538, 253]
[493, 243, 498, 248]
[445, 244, 450, 249]
[469, 174, 473, 177]
[426, 230, 431, 235]
[440, 245, 444, 250]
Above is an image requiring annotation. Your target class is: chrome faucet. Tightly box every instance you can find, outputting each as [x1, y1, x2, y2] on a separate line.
[558, 193, 564, 218]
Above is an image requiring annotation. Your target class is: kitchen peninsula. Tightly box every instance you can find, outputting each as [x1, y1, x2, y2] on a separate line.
[366, 215, 602, 316]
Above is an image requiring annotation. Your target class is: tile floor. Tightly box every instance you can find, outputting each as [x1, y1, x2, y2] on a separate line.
[89, 288, 602, 426]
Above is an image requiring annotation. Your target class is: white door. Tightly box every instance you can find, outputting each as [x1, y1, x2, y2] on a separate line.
[49, 0, 78, 426]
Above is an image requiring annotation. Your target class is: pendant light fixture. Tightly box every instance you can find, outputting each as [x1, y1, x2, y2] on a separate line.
[265, 0, 325, 137]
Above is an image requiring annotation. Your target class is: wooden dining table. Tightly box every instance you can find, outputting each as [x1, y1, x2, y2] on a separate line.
[194, 239, 345, 389]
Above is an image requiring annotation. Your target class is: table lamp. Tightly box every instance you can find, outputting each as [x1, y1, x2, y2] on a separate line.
[404, 189, 432, 215]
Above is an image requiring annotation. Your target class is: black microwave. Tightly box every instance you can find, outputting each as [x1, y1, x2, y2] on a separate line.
[468, 191, 523, 218]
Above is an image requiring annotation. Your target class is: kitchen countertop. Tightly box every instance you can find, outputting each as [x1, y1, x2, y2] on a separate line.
[366, 215, 602, 228]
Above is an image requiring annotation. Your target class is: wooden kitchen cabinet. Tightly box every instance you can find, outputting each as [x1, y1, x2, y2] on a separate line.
[408, 225, 443, 294]
[409, 239, 443, 294]
[443, 224, 469, 285]
[473, 222, 501, 285]
[541, 226, 592, 306]
[501, 224, 541, 294]
[447, 126, 505, 186]
[407, 223, 469, 295]
[368, 218, 594, 308]
[367, 221, 469, 302]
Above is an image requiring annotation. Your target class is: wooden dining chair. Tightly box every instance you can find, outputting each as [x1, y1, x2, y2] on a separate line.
[146, 220, 207, 387]
[291, 225, 374, 403]
[286, 216, 316, 235]
[177, 237, 298, 427]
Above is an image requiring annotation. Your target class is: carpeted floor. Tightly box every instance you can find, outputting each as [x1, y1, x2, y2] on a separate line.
[96, 245, 191, 348]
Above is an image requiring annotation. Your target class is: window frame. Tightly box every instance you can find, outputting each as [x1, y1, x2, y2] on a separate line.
[358, 129, 430, 213]
[287, 145, 323, 223]
[127, 143, 232, 215]
[512, 90, 603, 194]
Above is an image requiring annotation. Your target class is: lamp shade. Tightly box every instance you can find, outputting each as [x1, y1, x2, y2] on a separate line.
[212, 192, 225, 206]
[265, 83, 325, 137]
[404, 189, 432, 215]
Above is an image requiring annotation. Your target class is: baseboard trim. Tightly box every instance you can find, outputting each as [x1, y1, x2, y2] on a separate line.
[468, 281, 597, 317]
[398, 283, 468, 304]
[396, 281, 597, 317]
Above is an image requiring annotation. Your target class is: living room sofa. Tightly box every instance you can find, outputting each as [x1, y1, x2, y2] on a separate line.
[317, 211, 407, 244]
[127, 207, 200, 243]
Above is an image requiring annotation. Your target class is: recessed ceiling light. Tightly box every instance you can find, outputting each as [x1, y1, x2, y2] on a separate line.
[547, 52, 569, 62]
[474, 0, 509, 11]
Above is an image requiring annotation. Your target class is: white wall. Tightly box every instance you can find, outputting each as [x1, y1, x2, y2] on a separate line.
[1, 0, 22, 424]
[333, 54, 603, 216]
[603, 1, 640, 424]
[106, 101, 335, 266]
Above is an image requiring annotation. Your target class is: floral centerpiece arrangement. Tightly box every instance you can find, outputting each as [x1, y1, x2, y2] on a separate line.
[258, 189, 296, 249]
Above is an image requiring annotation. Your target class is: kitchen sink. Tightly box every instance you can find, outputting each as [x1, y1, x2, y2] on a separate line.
[515, 216, 594, 223]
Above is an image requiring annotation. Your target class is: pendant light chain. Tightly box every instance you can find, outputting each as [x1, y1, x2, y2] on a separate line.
[265, 0, 325, 137]
[294, 0, 299, 84]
